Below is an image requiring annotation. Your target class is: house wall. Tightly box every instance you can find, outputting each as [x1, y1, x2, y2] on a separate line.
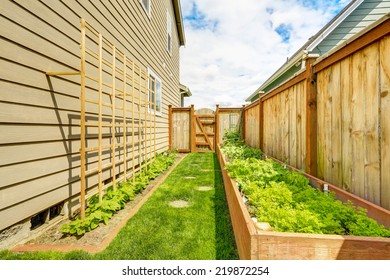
[315, 0, 390, 55]
[261, 64, 302, 96]
[0, 0, 182, 233]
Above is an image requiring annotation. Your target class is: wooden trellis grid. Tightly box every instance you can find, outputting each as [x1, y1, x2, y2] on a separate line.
[46, 19, 157, 220]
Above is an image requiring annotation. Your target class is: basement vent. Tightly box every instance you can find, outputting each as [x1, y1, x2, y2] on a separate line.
[30, 210, 48, 230]
[49, 203, 63, 220]
[30, 202, 64, 230]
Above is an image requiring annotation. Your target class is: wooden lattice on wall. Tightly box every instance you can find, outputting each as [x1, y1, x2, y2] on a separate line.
[46, 19, 156, 220]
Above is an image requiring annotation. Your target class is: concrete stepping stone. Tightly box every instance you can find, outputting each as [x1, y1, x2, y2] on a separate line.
[169, 200, 190, 208]
[196, 186, 213, 191]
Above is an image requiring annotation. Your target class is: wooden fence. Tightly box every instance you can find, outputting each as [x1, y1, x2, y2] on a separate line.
[169, 105, 241, 152]
[242, 16, 390, 210]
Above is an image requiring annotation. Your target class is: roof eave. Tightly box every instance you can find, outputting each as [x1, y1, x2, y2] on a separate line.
[173, 0, 186, 46]
[180, 83, 192, 97]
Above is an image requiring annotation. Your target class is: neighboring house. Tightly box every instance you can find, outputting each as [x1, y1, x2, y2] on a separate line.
[179, 83, 192, 107]
[246, 0, 390, 102]
[0, 0, 186, 248]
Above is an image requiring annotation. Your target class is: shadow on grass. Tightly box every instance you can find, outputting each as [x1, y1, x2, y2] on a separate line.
[213, 153, 239, 260]
[0, 153, 239, 260]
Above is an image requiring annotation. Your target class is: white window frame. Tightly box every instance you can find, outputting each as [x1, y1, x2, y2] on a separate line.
[167, 10, 172, 55]
[140, 0, 151, 18]
[148, 68, 162, 116]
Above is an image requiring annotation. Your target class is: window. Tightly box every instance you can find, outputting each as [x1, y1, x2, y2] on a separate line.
[140, 0, 150, 17]
[148, 68, 162, 115]
[167, 10, 172, 54]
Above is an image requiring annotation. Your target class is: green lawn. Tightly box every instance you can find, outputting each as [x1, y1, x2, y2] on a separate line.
[0, 153, 238, 260]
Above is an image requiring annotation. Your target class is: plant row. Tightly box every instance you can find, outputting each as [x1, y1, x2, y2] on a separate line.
[61, 151, 177, 236]
[221, 131, 390, 237]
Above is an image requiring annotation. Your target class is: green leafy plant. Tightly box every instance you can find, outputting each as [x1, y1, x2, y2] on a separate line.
[221, 130, 262, 161]
[222, 131, 390, 238]
[61, 151, 177, 236]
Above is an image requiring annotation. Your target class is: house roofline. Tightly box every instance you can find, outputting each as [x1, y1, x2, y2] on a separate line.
[306, 0, 363, 51]
[173, 0, 186, 46]
[180, 83, 192, 97]
[245, 0, 362, 102]
[245, 51, 304, 102]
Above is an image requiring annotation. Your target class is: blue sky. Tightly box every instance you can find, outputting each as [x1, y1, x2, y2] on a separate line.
[179, 0, 351, 108]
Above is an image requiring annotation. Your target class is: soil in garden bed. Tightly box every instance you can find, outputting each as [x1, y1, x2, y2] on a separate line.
[24, 154, 186, 247]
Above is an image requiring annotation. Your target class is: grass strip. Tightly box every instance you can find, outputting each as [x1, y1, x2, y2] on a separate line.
[96, 152, 238, 260]
[0, 153, 238, 260]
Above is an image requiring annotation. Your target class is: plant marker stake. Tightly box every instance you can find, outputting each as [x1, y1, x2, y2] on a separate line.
[323, 183, 329, 195]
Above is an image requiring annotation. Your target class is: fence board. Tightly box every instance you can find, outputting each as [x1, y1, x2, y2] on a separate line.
[301, 81, 307, 171]
[296, 84, 302, 169]
[244, 103, 260, 148]
[276, 93, 282, 159]
[290, 86, 297, 167]
[317, 70, 325, 180]
[380, 36, 390, 210]
[341, 57, 353, 193]
[280, 91, 286, 162]
[330, 63, 342, 186]
[218, 109, 241, 144]
[268, 99, 274, 156]
[283, 90, 290, 163]
[171, 109, 191, 151]
[363, 43, 381, 205]
[264, 102, 268, 153]
[260, 81, 307, 169]
[351, 50, 366, 199]
[323, 66, 333, 184]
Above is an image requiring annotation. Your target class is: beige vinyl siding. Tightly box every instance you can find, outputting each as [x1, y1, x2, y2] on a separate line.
[0, 0, 182, 231]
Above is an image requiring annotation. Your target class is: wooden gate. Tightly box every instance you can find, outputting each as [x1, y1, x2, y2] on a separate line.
[194, 108, 215, 152]
[169, 105, 242, 153]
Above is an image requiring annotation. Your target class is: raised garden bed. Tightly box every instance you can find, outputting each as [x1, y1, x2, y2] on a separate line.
[217, 144, 390, 260]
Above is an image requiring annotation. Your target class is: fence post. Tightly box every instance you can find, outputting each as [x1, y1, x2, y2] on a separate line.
[190, 104, 195, 152]
[215, 104, 220, 148]
[168, 105, 172, 152]
[241, 105, 246, 143]
[259, 100, 264, 151]
[259, 92, 264, 151]
[305, 55, 319, 176]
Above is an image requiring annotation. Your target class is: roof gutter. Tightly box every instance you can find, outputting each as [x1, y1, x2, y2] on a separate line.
[173, 0, 186, 46]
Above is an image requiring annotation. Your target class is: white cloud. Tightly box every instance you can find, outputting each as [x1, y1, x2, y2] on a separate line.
[179, 0, 352, 109]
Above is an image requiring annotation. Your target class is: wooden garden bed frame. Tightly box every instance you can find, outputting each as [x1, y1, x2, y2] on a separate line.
[216, 145, 390, 260]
